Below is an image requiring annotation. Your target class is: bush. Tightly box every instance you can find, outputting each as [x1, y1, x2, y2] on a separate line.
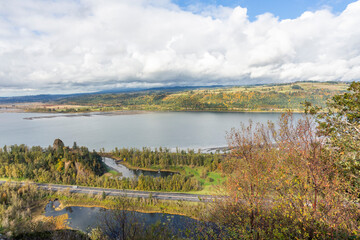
[291, 84, 303, 90]
[200, 168, 208, 179]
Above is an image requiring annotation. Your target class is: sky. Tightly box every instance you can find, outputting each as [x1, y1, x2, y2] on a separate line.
[0, 0, 359, 96]
[174, 0, 355, 20]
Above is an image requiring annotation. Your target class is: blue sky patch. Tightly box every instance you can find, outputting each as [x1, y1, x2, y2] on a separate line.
[172, 0, 356, 20]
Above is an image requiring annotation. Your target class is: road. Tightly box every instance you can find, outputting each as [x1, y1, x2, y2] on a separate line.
[0, 180, 217, 202]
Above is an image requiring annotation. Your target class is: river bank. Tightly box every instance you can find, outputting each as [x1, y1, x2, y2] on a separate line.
[22, 110, 150, 120]
[0, 102, 305, 115]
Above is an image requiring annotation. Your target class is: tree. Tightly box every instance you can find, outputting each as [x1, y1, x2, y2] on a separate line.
[222, 120, 278, 237]
[96, 196, 145, 240]
[273, 113, 357, 238]
[212, 112, 359, 239]
[307, 81, 360, 190]
[53, 139, 64, 151]
[291, 84, 303, 90]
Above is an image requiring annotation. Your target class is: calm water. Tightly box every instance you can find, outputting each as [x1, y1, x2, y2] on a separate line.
[103, 157, 175, 178]
[44, 201, 199, 235]
[0, 112, 302, 151]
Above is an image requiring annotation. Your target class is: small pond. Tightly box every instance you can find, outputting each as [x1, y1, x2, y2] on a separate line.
[102, 157, 176, 178]
[44, 201, 201, 236]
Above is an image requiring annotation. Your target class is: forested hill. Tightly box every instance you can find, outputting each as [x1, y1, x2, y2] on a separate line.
[24, 82, 349, 113]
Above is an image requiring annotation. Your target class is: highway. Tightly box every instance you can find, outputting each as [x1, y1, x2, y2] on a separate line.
[0, 180, 216, 202]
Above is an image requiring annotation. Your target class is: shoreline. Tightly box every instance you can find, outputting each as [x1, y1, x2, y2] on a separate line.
[0, 107, 305, 116]
[52, 202, 200, 220]
[22, 110, 150, 120]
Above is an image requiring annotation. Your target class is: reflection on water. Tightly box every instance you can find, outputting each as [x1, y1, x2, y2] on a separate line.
[44, 201, 199, 235]
[102, 157, 175, 178]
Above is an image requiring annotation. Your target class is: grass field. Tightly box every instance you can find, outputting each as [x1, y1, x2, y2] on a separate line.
[104, 165, 123, 177]
[183, 166, 226, 195]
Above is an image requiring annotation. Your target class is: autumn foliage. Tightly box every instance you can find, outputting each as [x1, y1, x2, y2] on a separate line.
[212, 112, 359, 239]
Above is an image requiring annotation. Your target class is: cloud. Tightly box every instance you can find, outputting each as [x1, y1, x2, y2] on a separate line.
[0, 0, 359, 95]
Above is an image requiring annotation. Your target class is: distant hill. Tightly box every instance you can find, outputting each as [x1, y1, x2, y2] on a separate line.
[96, 85, 226, 94]
[1, 82, 350, 113]
[0, 85, 225, 104]
[0, 94, 82, 104]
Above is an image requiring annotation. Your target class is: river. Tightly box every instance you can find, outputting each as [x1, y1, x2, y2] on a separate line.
[0, 111, 302, 151]
[103, 157, 175, 178]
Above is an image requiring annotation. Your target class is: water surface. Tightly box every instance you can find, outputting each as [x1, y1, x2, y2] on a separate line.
[0, 112, 302, 151]
[103, 157, 175, 178]
[44, 201, 199, 235]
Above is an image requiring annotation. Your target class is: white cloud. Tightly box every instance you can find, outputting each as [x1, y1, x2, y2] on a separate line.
[0, 0, 360, 95]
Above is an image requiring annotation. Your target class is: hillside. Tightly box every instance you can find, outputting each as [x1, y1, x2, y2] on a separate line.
[24, 82, 349, 113]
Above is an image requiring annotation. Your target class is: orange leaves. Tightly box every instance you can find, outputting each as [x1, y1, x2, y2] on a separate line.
[221, 112, 359, 238]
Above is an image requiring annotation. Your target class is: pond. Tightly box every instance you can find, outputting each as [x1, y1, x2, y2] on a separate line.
[44, 200, 202, 237]
[102, 157, 175, 178]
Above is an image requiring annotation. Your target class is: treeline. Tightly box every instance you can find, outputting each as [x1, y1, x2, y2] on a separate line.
[0, 142, 201, 192]
[100, 174, 201, 192]
[112, 147, 222, 171]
